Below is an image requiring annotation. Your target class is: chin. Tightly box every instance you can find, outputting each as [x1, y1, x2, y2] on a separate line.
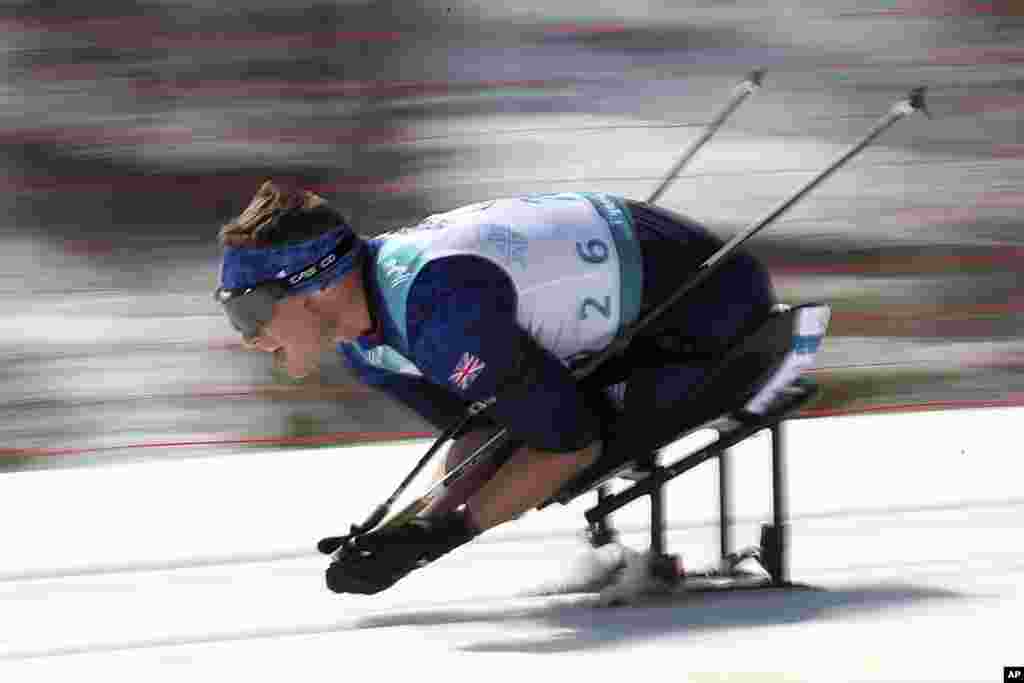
[288, 368, 314, 380]
[274, 350, 318, 382]
[283, 363, 316, 381]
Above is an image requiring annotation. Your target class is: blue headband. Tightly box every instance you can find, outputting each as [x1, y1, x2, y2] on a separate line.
[220, 225, 365, 296]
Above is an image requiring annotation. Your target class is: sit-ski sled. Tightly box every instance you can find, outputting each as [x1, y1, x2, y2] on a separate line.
[317, 71, 929, 596]
[540, 300, 831, 593]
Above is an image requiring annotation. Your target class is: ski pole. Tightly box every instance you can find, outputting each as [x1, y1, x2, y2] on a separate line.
[647, 69, 764, 204]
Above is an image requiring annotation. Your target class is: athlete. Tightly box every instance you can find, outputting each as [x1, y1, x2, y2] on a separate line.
[215, 180, 776, 595]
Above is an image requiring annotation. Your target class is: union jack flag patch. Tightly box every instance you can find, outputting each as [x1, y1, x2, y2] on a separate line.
[449, 352, 486, 391]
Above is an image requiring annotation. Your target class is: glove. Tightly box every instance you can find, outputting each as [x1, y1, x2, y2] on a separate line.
[325, 510, 478, 595]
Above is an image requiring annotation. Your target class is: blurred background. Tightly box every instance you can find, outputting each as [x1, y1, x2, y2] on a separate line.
[0, 0, 1021, 470]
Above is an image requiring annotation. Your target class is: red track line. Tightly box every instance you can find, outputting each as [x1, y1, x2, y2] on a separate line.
[801, 394, 1024, 419]
[3, 397, 1023, 460]
[0, 431, 433, 459]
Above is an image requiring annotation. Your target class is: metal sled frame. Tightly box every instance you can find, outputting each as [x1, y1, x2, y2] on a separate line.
[593, 386, 812, 590]
[541, 304, 829, 591]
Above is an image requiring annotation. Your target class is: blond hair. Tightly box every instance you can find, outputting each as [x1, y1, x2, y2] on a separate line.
[219, 180, 334, 247]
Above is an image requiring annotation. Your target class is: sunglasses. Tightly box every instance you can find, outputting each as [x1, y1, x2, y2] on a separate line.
[214, 281, 289, 342]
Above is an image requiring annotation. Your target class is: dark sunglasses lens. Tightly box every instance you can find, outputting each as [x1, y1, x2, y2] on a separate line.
[216, 287, 278, 340]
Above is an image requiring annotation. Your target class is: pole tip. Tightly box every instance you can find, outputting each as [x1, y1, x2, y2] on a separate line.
[908, 86, 932, 119]
[746, 69, 765, 87]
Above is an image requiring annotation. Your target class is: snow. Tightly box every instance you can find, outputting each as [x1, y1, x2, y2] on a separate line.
[1, 408, 1021, 681]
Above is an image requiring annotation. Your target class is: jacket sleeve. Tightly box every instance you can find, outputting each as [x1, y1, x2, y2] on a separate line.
[406, 255, 600, 452]
[338, 344, 469, 431]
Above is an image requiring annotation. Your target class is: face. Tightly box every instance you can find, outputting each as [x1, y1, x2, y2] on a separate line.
[246, 269, 371, 380]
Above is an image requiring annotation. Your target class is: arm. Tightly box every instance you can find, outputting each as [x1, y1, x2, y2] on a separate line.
[407, 255, 601, 453]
